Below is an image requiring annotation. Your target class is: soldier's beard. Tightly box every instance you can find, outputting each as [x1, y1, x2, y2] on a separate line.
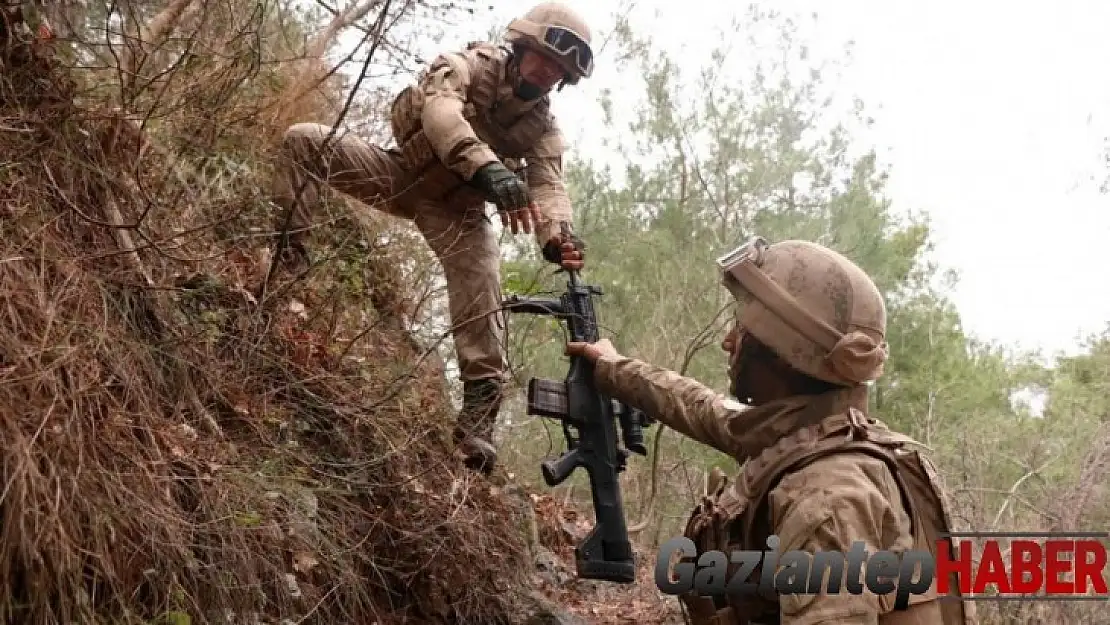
[514, 79, 546, 100]
[508, 53, 549, 101]
[730, 374, 755, 405]
[729, 379, 750, 405]
[728, 348, 753, 404]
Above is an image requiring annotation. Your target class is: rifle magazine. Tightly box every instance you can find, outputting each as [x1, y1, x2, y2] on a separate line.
[527, 377, 568, 419]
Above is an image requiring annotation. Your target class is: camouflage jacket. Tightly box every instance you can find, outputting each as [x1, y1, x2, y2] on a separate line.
[592, 355, 971, 625]
[389, 41, 573, 247]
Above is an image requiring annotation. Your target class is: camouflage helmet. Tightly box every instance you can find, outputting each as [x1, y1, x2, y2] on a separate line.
[716, 236, 888, 386]
[505, 2, 594, 84]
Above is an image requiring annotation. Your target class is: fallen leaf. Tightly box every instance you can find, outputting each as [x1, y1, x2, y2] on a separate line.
[293, 551, 319, 574]
[289, 299, 308, 320]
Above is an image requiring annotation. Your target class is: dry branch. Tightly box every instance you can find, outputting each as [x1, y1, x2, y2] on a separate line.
[1050, 418, 1110, 531]
[273, 0, 386, 130]
[119, 0, 198, 95]
[0, 8, 539, 625]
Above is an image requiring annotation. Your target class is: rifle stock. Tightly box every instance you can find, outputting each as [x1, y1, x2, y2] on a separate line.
[502, 268, 654, 584]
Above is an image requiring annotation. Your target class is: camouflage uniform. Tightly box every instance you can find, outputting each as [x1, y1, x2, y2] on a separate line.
[586, 238, 975, 624]
[271, 2, 595, 473]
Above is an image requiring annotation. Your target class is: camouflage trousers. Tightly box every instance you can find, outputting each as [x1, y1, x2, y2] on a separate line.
[272, 122, 507, 383]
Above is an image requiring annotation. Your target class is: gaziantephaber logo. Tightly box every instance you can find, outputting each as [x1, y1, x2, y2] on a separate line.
[655, 532, 1109, 607]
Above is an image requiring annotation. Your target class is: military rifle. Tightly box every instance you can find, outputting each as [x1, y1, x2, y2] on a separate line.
[502, 264, 654, 584]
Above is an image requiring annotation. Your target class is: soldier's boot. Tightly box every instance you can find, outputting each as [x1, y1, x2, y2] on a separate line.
[453, 378, 502, 475]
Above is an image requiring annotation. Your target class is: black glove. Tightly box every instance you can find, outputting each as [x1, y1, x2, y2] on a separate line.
[542, 224, 586, 270]
[470, 161, 531, 213]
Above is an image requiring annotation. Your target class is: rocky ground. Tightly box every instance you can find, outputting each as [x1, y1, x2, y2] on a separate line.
[514, 490, 684, 625]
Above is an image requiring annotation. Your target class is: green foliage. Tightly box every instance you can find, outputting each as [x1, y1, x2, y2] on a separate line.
[1046, 325, 1110, 421]
[506, 7, 948, 535]
[501, 7, 1109, 561]
[154, 612, 191, 625]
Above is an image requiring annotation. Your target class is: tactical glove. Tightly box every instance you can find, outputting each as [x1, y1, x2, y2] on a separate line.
[471, 161, 531, 213]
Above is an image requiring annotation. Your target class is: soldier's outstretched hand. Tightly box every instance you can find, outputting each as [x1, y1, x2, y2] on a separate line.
[471, 161, 541, 234]
[501, 202, 543, 235]
[565, 338, 620, 362]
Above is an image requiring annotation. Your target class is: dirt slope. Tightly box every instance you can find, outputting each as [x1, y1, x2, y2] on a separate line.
[0, 35, 542, 625]
[0, 20, 686, 625]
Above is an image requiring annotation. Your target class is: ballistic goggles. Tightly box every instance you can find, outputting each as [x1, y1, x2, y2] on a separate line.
[537, 24, 594, 78]
[715, 236, 768, 307]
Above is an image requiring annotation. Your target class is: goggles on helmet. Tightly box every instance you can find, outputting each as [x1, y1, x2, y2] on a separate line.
[716, 236, 769, 303]
[538, 25, 594, 77]
[715, 235, 844, 354]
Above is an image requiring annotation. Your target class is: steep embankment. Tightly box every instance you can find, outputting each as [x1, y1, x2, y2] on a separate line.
[0, 24, 684, 625]
[0, 34, 544, 625]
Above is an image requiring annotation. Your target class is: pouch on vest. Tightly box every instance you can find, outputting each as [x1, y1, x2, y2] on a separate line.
[677, 474, 777, 625]
[679, 411, 974, 625]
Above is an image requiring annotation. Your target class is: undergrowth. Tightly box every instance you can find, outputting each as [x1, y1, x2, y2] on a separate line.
[0, 17, 532, 625]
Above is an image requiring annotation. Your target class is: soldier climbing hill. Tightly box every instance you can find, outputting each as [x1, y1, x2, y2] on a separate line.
[270, 2, 592, 475]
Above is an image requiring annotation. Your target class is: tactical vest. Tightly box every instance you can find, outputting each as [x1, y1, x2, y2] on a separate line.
[388, 41, 557, 203]
[678, 409, 974, 625]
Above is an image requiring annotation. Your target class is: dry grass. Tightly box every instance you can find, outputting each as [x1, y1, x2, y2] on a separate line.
[0, 12, 535, 625]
